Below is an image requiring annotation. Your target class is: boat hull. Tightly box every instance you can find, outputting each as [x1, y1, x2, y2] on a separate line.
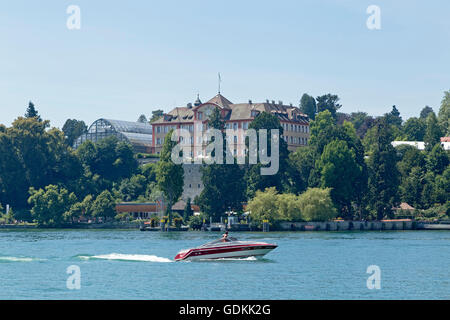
[175, 244, 277, 261]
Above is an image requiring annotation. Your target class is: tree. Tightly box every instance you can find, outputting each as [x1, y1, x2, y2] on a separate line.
[183, 198, 193, 222]
[420, 106, 434, 120]
[426, 144, 449, 175]
[155, 129, 184, 224]
[92, 190, 116, 221]
[66, 195, 94, 222]
[1, 117, 82, 209]
[367, 118, 400, 220]
[288, 146, 315, 194]
[349, 112, 375, 139]
[197, 108, 245, 220]
[137, 114, 148, 123]
[28, 185, 77, 226]
[247, 187, 281, 226]
[299, 94, 316, 120]
[24, 101, 41, 121]
[316, 140, 362, 219]
[384, 105, 402, 128]
[437, 90, 450, 136]
[399, 166, 425, 209]
[62, 119, 87, 146]
[150, 110, 164, 123]
[298, 188, 337, 222]
[244, 112, 291, 199]
[117, 174, 147, 202]
[424, 113, 443, 151]
[316, 94, 342, 119]
[277, 193, 302, 221]
[402, 117, 426, 141]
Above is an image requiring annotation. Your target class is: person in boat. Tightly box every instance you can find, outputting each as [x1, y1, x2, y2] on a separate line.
[221, 231, 229, 242]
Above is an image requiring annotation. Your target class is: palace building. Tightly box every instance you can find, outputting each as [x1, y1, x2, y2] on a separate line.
[151, 93, 310, 155]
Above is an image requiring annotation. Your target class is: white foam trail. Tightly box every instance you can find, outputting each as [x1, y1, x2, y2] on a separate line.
[79, 253, 173, 263]
[0, 256, 43, 262]
[200, 256, 258, 261]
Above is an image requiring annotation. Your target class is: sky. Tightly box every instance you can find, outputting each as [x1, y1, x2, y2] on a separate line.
[0, 0, 449, 129]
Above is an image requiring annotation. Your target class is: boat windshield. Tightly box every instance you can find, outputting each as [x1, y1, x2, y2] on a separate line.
[199, 237, 239, 247]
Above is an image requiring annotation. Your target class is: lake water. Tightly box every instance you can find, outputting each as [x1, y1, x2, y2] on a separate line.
[0, 229, 449, 299]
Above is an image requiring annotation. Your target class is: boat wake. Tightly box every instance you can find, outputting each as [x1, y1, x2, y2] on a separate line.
[0, 256, 45, 263]
[197, 256, 259, 262]
[76, 253, 173, 263]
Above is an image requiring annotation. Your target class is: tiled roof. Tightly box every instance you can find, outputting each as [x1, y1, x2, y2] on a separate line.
[205, 94, 233, 109]
[153, 95, 309, 125]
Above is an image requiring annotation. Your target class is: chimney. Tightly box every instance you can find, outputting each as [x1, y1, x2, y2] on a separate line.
[279, 100, 283, 106]
[266, 99, 270, 103]
[249, 99, 252, 104]
[187, 103, 192, 109]
[271, 100, 275, 104]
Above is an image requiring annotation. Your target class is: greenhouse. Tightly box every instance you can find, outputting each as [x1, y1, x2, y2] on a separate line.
[73, 119, 153, 153]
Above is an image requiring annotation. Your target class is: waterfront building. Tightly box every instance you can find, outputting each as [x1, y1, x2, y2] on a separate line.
[151, 93, 310, 155]
[73, 118, 153, 153]
[152, 93, 310, 201]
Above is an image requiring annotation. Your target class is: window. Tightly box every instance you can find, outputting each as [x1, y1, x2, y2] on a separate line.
[156, 126, 161, 133]
[243, 122, 248, 130]
[233, 122, 238, 130]
[198, 184, 201, 188]
[234, 136, 238, 143]
[198, 112, 203, 120]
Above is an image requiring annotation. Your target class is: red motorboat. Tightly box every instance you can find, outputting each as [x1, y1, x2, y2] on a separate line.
[174, 237, 277, 261]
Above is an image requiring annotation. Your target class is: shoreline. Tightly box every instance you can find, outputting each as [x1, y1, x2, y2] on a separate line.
[1, 220, 449, 231]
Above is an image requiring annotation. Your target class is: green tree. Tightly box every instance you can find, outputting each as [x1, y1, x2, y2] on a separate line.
[62, 119, 87, 147]
[426, 144, 449, 175]
[424, 113, 443, 151]
[298, 188, 337, 222]
[183, 198, 193, 222]
[277, 193, 302, 221]
[402, 117, 426, 141]
[137, 114, 147, 123]
[420, 106, 434, 120]
[384, 105, 402, 128]
[197, 108, 245, 220]
[155, 129, 184, 224]
[24, 101, 42, 121]
[316, 94, 342, 119]
[349, 112, 375, 138]
[92, 190, 116, 221]
[150, 110, 164, 123]
[367, 118, 400, 220]
[316, 140, 362, 219]
[244, 112, 291, 199]
[437, 90, 450, 135]
[247, 187, 281, 226]
[399, 166, 425, 208]
[299, 93, 317, 120]
[28, 185, 77, 226]
[116, 174, 148, 202]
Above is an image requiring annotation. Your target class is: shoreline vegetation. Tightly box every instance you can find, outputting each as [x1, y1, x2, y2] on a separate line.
[0, 93, 449, 230]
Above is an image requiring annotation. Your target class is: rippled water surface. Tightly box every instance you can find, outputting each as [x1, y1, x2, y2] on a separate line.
[0, 229, 449, 299]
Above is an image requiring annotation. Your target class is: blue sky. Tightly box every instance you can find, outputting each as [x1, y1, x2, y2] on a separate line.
[1, 0, 449, 129]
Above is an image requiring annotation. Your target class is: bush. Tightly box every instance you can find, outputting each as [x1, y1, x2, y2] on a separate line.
[298, 188, 338, 222]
